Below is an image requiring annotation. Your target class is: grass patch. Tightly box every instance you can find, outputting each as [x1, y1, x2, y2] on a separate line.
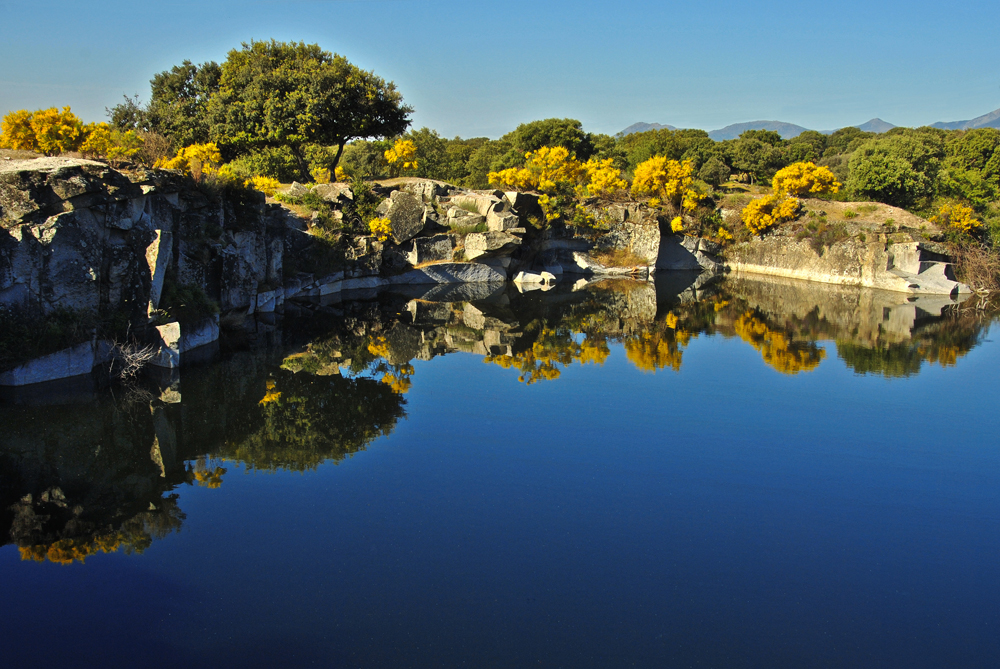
[591, 248, 648, 267]
[795, 220, 850, 256]
[455, 199, 483, 215]
[856, 204, 879, 214]
[449, 221, 488, 235]
[843, 209, 858, 219]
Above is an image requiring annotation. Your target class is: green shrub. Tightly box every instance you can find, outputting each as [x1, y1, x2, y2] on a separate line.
[226, 146, 301, 183]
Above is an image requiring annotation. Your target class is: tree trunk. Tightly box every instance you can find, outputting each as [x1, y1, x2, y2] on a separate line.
[291, 145, 309, 182]
[330, 141, 346, 175]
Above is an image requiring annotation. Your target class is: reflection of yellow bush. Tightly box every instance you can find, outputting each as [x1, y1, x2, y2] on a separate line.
[194, 466, 227, 489]
[917, 343, 963, 367]
[624, 331, 685, 373]
[19, 535, 124, 565]
[485, 329, 608, 384]
[259, 378, 282, 405]
[734, 310, 825, 374]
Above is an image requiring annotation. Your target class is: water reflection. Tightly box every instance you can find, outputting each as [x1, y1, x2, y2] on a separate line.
[0, 272, 995, 563]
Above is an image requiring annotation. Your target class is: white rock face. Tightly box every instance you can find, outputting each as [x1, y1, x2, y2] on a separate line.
[388, 263, 506, 285]
[149, 317, 220, 369]
[0, 340, 104, 386]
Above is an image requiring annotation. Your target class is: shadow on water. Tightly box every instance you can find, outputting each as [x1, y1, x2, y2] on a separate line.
[0, 270, 995, 563]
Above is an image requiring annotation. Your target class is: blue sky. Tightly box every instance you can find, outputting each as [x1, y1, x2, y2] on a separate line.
[1, 0, 998, 138]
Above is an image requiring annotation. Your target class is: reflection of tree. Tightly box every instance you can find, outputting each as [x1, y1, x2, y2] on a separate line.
[221, 370, 406, 473]
[836, 342, 923, 378]
[836, 310, 982, 377]
[734, 310, 826, 374]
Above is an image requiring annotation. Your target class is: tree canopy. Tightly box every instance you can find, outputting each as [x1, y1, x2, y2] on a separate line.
[207, 40, 411, 177]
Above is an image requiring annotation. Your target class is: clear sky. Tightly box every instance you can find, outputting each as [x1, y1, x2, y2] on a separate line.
[1, 0, 998, 138]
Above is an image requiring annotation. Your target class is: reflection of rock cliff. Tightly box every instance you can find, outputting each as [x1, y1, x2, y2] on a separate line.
[0, 342, 407, 563]
[1, 275, 992, 564]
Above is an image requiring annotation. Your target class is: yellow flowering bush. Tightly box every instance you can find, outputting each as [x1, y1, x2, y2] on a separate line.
[930, 202, 981, 234]
[0, 110, 36, 151]
[741, 193, 802, 234]
[489, 146, 587, 193]
[771, 162, 841, 197]
[630, 155, 706, 217]
[368, 217, 393, 242]
[335, 166, 349, 182]
[311, 167, 331, 184]
[384, 138, 418, 170]
[0, 107, 86, 155]
[670, 216, 684, 233]
[156, 142, 223, 178]
[584, 157, 628, 197]
[246, 175, 281, 196]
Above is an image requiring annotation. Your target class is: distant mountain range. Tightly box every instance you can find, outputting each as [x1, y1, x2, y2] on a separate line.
[706, 121, 811, 141]
[617, 122, 676, 136]
[930, 108, 1000, 130]
[617, 107, 1000, 139]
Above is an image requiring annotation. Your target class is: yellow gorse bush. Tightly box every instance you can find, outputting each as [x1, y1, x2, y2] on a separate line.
[156, 142, 223, 177]
[489, 146, 587, 193]
[0, 110, 37, 151]
[368, 217, 393, 242]
[741, 193, 802, 234]
[0, 107, 86, 155]
[384, 138, 418, 170]
[583, 157, 628, 197]
[930, 202, 982, 233]
[670, 216, 684, 233]
[771, 161, 841, 197]
[246, 175, 281, 196]
[631, 156, 704, 216]
[311, 167, 331, 184]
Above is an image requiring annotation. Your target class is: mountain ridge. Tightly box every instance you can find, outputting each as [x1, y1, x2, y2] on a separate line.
[617, 107, 1000, 138]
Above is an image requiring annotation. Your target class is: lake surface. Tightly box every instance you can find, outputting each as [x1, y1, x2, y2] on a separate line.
[1, 273, 998, 667]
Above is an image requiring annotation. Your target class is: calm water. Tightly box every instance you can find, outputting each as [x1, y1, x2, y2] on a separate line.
[1, 274, 998, 667]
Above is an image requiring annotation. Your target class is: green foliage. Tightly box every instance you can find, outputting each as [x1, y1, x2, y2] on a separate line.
[339, 139, 391, 179]
[129, 60, 222, 149]
[616, 128, 715, 174]
[698, 156, 731, 186]
[225, 146, 301, 182]
[823, 127, 874, 156]
[847, 140, 932, 207]
[497, 118, 595, 167]
[158, 282, 220, 324]
[725, 134, 785, 184]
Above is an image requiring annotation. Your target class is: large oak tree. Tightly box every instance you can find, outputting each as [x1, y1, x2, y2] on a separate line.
[207, 40, 412, 178]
